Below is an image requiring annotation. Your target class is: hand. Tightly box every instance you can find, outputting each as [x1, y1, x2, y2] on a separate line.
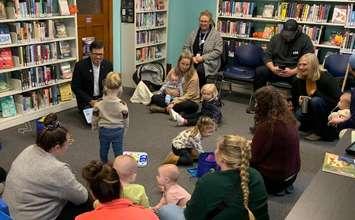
[192, 56, 199, 64]
[151, 205, 160, 213]
[89, 100, 97, 107]
[166, 103, 174, 112]
[168, 90, 179, 97]
[328, 115, 347, 126]
[271, 66, 282, 75]
[195, 55, 204, 63]
[280, 67, 296, 77]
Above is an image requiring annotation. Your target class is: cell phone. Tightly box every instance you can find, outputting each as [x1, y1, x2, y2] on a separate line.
[279, 65, 286, 70]
[346, 141, 355, 156]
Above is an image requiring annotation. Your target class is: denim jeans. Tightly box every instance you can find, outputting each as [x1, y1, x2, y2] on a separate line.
[99, 127, 124, 163]
[158, 204, 185, 220]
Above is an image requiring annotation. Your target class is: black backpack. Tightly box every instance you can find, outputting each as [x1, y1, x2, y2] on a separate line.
[132, 62, 165, 92]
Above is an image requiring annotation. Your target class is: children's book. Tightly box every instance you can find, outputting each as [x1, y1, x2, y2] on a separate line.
[58, 0, 70, 16]
[322, 152, 355, 179]
[0, 96, 16, 117]
[59, 83, 72, 101]
[262, 5, 274, 18]
[83, 108, 93, 124]
[332, 5, 347, 24]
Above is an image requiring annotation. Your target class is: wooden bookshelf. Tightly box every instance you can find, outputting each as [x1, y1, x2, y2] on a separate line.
[121, 0, 169, 88]
[0, 0, 78, 131]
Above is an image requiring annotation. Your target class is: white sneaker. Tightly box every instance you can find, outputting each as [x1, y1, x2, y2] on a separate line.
[176, 114, 186, 126]
[169, 109, 180, 121]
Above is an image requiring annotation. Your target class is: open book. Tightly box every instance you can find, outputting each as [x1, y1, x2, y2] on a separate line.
[322, 152, 355, 179]
[83, 108, 93, 124]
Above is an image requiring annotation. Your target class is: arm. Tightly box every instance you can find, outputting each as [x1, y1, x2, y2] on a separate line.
[182, 31, 196, 53]
[263, 37, 274, 65]
[250, 123, 273, 166]
[140, 188, 150, 208]
[152, 195, 166, 211]
[91, 106, 99, 130]
[71, 61, 92, 105]
[190, 135, 204, 153]
[201, 32, 223, 62]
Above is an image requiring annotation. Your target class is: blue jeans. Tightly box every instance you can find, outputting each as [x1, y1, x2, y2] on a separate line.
[99, 127, 124, 163]
[158, 204, 185, 220]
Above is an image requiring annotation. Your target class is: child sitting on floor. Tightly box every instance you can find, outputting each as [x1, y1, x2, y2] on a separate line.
[163, 117, 216, 166]
[152, 164, 191, 212]
[170, 83, 222, 126]
[113, 155, 150, 208]
[158, 71, 183, 105]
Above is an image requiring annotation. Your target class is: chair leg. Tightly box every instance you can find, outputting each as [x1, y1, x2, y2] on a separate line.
[248, 93, 254, 107]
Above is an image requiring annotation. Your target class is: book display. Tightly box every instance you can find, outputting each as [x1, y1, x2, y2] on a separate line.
[216, 0, 355, 59]
[121, 0, 168, 87]
[0, 0, 78, 131]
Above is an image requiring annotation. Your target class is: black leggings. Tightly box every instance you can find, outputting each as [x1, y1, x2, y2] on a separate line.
[262, 174, 297, 194]
[151, 94, 199, 115]
[172, 146, 194, 166]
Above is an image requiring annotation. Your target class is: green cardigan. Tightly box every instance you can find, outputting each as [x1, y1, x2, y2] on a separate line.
[184, 168, 269, 220]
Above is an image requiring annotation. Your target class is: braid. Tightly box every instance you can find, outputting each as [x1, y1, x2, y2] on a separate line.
[240, 141, 255, 220]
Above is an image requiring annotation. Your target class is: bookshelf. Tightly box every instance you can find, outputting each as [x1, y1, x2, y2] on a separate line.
[0, 0, 78, 131]
[216, 0, 355, 60]
[121, 0, 168, 88]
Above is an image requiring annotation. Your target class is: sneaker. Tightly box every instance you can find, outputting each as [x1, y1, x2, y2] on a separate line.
[246, 105, 255, 114]
[304, 133, 321, 141]
[285, 185, 294, 194]
[169, 108, 180, 121]
[150, 105, 166, 113]
[176, 114, 186, 126]
[272, 190, 286, 197]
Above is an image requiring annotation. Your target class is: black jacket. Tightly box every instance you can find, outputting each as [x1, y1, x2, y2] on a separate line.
[263, 30, 314, 68]
[71, 57, 113, 110]
[201, 97, 222, 124]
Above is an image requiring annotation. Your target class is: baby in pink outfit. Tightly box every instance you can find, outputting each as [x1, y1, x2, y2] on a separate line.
[152, 164, 191, 212]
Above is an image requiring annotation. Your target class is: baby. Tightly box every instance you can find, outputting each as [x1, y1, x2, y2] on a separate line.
[328, 92, 351, 125]
[159, 72, 183, 104]
[152, 164, 191, 212]
[113, 155, 150, 208]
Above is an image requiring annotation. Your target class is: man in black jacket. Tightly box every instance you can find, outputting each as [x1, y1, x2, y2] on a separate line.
[248, 19, 314, 113]
[71, 41, 113, 119]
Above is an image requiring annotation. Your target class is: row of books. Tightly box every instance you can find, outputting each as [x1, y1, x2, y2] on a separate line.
[9, 62, 72, 89]
[342, 32, 355, 52]
[302, 25, 323, 44]
[0, 83, 72, 118]
[0, 21, 69, 45]
[136, 29, 164, 45]
[0, 0, 71, 19]
[217, 20, 254, 38]
[135, 0, 165, 11]
[218, 1, 256, 17]
[277, 3, 332, 23]
[346, 4, 355, 27]
[0, 40, 72, 69]
[136, 13, 165, 28]
[136, 45, 163, 62]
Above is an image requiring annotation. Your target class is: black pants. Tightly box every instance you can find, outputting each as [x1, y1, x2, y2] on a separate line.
[172, 146, 193, 166]
[262, 174, 297, 194]
[183, 112, 202, 126]
[150, 94, 199, 115]
[254, 65, 295, 91]
[195, 63, 206, 89]
[56, 200, 92, 220]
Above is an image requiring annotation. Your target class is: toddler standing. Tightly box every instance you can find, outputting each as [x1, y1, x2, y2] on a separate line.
[113, 155, 150, 208]
[92, 72, 129, 163]
[170, 83, 222, 126]
[152, 164, 191, 212]
[158, 71, 183, 105]
[163, 117, 216, 166]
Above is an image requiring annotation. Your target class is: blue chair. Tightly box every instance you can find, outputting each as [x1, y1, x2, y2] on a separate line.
[323, 53, 351, 92]
[221, 43, 264, 104]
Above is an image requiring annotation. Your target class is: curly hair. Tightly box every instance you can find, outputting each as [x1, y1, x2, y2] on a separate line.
[254, 86, 297, 129]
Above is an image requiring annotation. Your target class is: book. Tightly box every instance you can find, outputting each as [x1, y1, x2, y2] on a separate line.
[58, 0, 70, 15]
[0, 74, 9, 92]
[55, 22, 67, 38]
[262, 25, 275, 39]
[58, 41, 71, 58]
[83, 107, 93, 124]
[0, 96, 16, 117]
[0, 48, 14, 69]
[0, 24, 11, 45]
[60, 62, 72, 79]
[59, 83, 72, 101]
[322, 152, 355, 179]
[262, 4, 274, 18]
[332, 5, 347, 24]
[0, 0, 6, 19]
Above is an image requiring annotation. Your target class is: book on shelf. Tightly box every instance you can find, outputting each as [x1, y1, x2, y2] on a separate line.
[0, 48, 14, 69]
[0, 0, 6, 19]
[0, 74, 9, 92]
[58, 41, 72, 58]
[59, 83, 72, 101]
[332, 5, 348, 24]
[58, 0, 70, 16]
[262, 25, 275, 39]
[55, 22, 68, 38]
[156, 0, 165, 10]
[322, 152, 355, 179]
[60, 62, 72, 79]
[262, 4, 274, 18]
[0, 96, 16, 117]
[0, 24, 11, 45]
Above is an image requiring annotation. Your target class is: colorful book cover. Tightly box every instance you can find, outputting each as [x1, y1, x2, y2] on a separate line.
[322, 152, 355, 179]
[332, 5, 347, 24]
[59, 83, 72, 101]
[0, 96, 17, 117]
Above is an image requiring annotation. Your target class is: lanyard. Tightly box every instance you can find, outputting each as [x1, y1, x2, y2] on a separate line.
[199, 31, 208, 46]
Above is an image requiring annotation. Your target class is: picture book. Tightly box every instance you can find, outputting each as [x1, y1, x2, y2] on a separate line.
[0, 48, 14, 69]
[58, 0, 70, 16]
[60, 62, 72, 79]
[0, 24, 11, 45]
[332, 5, 347, 24]
[59, 83, 72, 101]
[58, 41, 71, 58]
[83, 107, 93, 124]
[55, 22, 67, 38]
[262, 25, 275, 39]
[322, 152, 355, 179]
[0, 95, 16, 117]
[262, 4, 274, 18]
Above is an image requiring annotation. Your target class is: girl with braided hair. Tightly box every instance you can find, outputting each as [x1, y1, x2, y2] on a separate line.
[158, 135, 269, 220]
[251, 86, 300, 196]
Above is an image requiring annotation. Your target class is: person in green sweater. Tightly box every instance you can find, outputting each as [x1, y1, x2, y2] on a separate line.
[158, 135, 269, 220]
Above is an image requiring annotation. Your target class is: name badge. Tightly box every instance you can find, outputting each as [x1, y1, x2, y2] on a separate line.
[292, 51, 299, 55]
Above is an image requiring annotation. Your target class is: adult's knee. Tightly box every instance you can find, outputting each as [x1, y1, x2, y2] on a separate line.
[309, 97, 325, 112]
[255, 65, 271, 78]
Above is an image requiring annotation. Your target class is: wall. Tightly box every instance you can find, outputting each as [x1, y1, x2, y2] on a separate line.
[112, 0, 121, 72]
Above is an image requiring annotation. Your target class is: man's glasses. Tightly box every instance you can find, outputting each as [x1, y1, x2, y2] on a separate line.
[91, 53, 104, 56]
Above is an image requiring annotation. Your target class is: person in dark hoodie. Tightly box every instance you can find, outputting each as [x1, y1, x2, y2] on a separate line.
[247, 19, 314, 113]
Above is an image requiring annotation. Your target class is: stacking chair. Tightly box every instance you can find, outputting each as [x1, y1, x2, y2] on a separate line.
[323, 53, 351, 92]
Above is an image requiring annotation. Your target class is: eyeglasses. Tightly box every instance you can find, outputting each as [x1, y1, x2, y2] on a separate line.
[91, 52, 104, 56]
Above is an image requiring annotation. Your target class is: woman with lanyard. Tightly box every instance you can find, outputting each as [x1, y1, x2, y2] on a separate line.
[183, 10, 223, 88]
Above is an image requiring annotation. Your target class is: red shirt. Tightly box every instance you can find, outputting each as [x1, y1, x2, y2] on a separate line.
[75, 199, 158, 220]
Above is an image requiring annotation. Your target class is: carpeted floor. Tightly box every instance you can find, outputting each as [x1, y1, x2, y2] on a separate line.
[0, 89, 337, 220]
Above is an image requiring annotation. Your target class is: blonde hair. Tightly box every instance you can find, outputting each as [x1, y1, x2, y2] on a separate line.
[158, 164, 180, 182]
[113, 155, 137, 181]
[199, 10, 215, 27]
[201, 83, 218, 99]
[217, 135, 255, 220]
[176, 50, 196, 82]
[297, 53, 323, 81]
[189, 116, 215, 138]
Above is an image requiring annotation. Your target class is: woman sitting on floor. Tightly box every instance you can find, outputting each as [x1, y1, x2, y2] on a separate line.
[251, 86, 300, 196]
[150, 51, 200, 115]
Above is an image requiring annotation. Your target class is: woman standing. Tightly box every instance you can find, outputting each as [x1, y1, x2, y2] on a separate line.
[292, 53, 341, 141]
[150, 51, 200, 115]
[251, 86, 300, 196]
[183, 10, 223, 87]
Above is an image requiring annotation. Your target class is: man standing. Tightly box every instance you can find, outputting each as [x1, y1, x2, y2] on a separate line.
[71, 40, 113, 118]
[247, 19, 314, 113]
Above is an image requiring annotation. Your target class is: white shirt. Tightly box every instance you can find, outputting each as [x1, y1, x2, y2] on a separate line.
[92, 63, 100, 96]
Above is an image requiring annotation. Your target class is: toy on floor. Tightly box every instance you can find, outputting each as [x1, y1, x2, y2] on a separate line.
[123, 151, 148, 167]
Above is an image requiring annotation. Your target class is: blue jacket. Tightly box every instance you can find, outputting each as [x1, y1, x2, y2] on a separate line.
[338, 88, 355, 130]
[201, 97, 222, 124]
